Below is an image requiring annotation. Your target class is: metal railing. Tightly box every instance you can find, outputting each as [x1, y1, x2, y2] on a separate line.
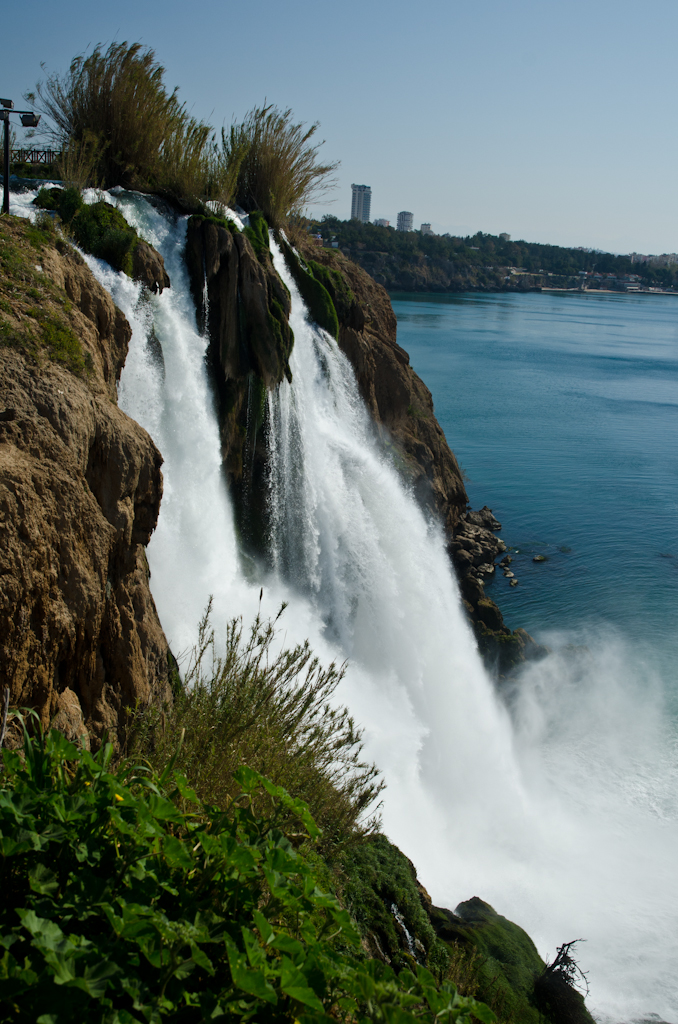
[11, 148, 58, 165]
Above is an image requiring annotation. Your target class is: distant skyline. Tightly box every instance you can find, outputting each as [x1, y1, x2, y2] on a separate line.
[3, 0, 678, 254]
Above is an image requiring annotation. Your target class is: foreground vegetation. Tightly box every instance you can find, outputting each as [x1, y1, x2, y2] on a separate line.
[0, 713, 495, 1023]
[0, 606, 594, 1024]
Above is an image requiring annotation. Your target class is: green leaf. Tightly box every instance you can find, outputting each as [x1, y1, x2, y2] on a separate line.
[252, 909, 273, 945]
[190, 943, 214, 975]
[224, 937, 277, 1004]
[162, 834, 193, 870]
[70, 958, 120, 997]
[29, 864, 59, 896]
[17, 910, 66, 951]
[282, 984, 325, 1012]
[466, 999, 497, 1023]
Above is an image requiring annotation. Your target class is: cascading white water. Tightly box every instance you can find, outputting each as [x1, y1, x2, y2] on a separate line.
[9, 188, 678, 1021]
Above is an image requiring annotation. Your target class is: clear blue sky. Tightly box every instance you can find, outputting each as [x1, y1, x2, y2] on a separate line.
[4, 0, 677, 254]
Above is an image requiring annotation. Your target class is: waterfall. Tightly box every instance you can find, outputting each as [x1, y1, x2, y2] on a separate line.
[9, 188, 678, 1022]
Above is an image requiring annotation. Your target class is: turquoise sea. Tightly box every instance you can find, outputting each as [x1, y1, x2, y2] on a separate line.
[393, 290, 678, 682]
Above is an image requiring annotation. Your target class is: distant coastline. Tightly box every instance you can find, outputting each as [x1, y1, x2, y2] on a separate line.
[310, 217, 678, 297]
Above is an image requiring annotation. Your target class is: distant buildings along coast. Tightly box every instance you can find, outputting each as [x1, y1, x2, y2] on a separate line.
[350, 186, 438, 233]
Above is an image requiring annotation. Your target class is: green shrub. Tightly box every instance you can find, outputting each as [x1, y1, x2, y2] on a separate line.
[223, 105, 338, 228]
[0, 718, 495, 1024]
[129, 604, 383, 848]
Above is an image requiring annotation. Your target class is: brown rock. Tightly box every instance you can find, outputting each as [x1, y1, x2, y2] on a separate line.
[132, 240, 170, 294]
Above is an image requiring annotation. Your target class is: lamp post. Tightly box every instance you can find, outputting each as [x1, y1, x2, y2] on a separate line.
[1, 98, 41, 216]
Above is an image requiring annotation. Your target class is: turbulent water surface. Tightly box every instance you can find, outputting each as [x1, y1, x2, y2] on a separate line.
[10, 191, 678, 1022]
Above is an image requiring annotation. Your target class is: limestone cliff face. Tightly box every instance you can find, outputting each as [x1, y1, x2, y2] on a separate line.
[0, 217, 172, 747]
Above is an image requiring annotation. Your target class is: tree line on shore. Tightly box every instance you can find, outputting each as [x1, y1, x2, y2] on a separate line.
[315, 217, 678, 290]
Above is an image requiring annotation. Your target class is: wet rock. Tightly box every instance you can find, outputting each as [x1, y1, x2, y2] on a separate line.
[533, 554, 548, 563]
[132, 240, 171, 293]
[510, 578, 519, 586]
[465, 505, 502, 531]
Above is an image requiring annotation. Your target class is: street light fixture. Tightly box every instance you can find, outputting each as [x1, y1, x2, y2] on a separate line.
[1, 97, 41, 216]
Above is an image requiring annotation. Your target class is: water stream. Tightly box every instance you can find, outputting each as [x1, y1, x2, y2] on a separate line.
[10, 188, 678, 1022]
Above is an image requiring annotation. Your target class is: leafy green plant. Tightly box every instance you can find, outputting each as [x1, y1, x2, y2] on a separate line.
[0, 717, 495, 1023]
[223, 104, 338, 228]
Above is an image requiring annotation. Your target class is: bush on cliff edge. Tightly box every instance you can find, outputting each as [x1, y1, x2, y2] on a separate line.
[0, 716, 495, 1024]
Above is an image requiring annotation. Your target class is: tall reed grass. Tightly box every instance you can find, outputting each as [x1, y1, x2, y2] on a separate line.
[31, 43, 222, 203]
[223, 104, 338, 227]
[30, 46, 338, 220]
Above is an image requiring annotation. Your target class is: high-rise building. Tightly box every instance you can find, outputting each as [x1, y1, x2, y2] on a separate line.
[351, 184, 372, 223]
[373, 218, 390, 228]
[397, 211, 413, 232]
[420, 223, 433, 235]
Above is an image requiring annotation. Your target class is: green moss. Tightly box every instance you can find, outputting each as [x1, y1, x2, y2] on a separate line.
[35, 187, 139, 276]
[430, 898, 590, 1024]
[268, 296, 294, 366]
[71, 202, 138, 275]
[243, 209, 271, 260]
[305, 257, 354, 321]
[280, 241, 339, 340]
[41, 316, 85, 373]
[0, 319, 36, 357]
[339, 835, 449, 977]
[188, 213, 240, 234]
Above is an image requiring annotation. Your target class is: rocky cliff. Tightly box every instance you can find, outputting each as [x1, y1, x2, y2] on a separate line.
[0, 215, 172, 747]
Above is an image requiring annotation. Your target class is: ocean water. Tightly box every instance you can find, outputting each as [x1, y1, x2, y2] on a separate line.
[392, 290, 678, 1021]
[393, 290, 678, 677]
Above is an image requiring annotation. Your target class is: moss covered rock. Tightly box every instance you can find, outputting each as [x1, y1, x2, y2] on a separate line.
[339, 835, 449, 975]
[34, 187, 170, 292]
[279, 239, 340, 339]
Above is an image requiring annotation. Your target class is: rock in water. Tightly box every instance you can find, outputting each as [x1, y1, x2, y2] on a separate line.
[132, 240, 171, 293]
